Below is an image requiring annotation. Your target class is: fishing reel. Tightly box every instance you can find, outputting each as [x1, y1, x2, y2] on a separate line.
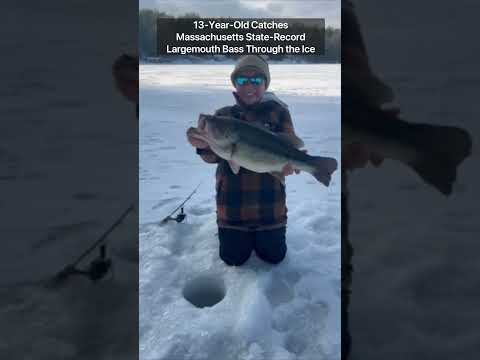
[54, 245, 113, 283]
[50, 205, 133, 287]
[161, 207, 187, 224]
[85, 245, 113, 281]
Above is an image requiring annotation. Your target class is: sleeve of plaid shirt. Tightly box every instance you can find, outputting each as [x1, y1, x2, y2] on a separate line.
[278, 108, 304, 149]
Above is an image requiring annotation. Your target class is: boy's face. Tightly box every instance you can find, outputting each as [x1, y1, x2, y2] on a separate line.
[234, 69, 266, 105]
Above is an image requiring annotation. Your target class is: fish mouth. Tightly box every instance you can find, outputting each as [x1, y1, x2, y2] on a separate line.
[190, 127, 214, 144]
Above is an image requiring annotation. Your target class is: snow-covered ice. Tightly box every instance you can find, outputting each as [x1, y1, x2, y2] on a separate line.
[140, 64, 341, 359]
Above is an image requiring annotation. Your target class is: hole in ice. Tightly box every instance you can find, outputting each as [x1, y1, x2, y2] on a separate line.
[182, 274, 226, 308]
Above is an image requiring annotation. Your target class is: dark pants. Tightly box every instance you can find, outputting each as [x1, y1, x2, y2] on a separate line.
[218, 227, 287, 266]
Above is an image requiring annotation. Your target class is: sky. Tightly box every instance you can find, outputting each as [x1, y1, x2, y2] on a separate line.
[139, 0, 341, 28]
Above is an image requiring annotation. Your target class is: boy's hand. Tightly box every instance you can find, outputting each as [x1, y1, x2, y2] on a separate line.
[342, 142, 384, 170]
[281, 163, 296, 176]
[186, 127, 209, 149]
[281, 150, 306, 176]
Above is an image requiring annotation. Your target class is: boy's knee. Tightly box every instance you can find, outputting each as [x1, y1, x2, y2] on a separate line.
[218, 228, 254, 266]
[254, 227, 287, 264]
[255, 243, 287, 264]
[220, 250, 252, 266]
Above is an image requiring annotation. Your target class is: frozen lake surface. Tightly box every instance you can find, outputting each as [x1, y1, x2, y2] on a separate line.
[140, 64, 341, 360]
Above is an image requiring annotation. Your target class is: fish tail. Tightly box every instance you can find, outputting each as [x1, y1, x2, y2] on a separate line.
[408, 124, 472, 195]
[309, 156, 338, 186]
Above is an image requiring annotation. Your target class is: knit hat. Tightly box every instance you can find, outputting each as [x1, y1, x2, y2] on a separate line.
[231, 55, 271, 89]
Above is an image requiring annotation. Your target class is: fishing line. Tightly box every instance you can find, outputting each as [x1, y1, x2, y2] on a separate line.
[49, 204, 134, 286]
[0, 205, 134, 289]
[20, 180, 207, 287]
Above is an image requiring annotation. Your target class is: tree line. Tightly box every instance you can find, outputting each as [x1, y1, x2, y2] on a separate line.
[140, 10, 340, 63]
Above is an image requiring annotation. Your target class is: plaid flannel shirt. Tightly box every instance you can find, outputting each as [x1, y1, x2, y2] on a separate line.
[198, 92, 299, 230]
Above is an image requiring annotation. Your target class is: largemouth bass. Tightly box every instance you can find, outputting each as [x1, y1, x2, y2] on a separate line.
[190, 114, 338, 186]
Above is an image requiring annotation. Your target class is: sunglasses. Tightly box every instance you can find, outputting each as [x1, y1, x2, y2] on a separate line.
[234, 76, 265, 86]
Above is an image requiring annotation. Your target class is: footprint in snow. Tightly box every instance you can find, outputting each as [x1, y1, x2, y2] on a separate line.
[265, 277, 294, 308]
[151, 197, 181, 210]
[32, 220, 99, 250]
[264, 269, 301, 308]
[275, 303, 328, 356]
[189, 206, 214, 216]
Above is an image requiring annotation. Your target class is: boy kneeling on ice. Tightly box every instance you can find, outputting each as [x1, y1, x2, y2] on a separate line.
[187, 55, 304, 266]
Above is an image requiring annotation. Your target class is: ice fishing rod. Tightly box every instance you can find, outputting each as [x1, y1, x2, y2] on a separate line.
[50, 204, 134, 285]
[160, 181, 203, 224]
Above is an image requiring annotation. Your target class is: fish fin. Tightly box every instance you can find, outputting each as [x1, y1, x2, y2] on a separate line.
[407, 124, 472, 195]
[228, 161, 241, 175]
[410, 158, 455, 195]
[310, 156, 338, 187]
[413, 124, 472, 166]
[276, 132, 305, 149]
[270, 171, 285, 186]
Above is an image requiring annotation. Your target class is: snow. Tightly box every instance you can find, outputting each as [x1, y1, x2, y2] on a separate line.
[140, 64, 341, 359]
